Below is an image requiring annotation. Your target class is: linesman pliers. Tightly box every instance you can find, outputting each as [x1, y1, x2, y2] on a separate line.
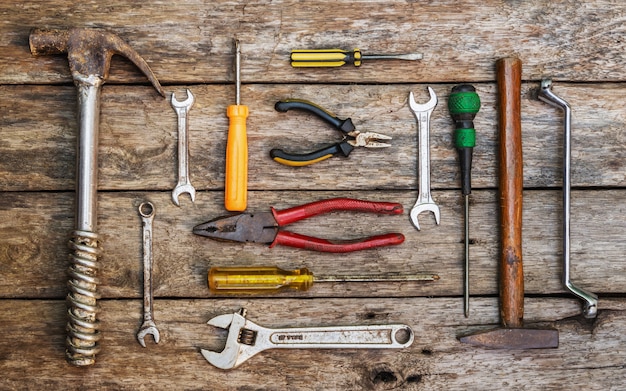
[270, 99, 392, 166]
[192, 197, 405, 253]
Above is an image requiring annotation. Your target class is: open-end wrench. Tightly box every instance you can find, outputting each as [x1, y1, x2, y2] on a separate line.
[136, 202, 160, 347]
[201, 308, 414, 370]
[408, 87, 440, 230]
[538, 79, 598, 318]
[171, 89, 196, 206]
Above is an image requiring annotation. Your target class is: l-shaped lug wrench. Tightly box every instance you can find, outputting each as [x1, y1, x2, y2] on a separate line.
[538, 79, 598, 318]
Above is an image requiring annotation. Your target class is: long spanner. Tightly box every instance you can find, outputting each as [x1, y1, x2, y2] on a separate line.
[538, 79, 598, 318]
[171, 89, 196, 206]
[408, 87, 440, 230]
[136, 202, 160, 347]
[201, 308, 414, 370]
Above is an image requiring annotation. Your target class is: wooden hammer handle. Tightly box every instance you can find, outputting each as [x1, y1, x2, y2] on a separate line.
[497, 57, 524, 328]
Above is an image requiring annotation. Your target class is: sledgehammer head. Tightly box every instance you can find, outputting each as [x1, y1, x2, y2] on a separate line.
[460, 327, 559, 349]
[29, 28, 165, 97]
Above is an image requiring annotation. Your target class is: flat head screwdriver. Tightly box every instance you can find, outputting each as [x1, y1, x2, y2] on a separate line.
[448, 85, 481, 317]
[225, 39, 249, 211]
[209, 266, 439, 294]
[290, 48, 423, 67]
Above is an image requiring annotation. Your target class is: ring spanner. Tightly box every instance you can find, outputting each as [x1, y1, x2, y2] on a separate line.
[409, 87, 440, 230]
[201, 308, 414, 370]
[538, 79, 598, 318]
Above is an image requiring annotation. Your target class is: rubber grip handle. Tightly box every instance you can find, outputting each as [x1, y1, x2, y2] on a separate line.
[270, 142, 354, 166]
[271, 197, 404, 226]
[271, 231, 405, 253]
[275, 100, 355, 133]
[225, 104, 249, 211]
[496, 57, 524, 328]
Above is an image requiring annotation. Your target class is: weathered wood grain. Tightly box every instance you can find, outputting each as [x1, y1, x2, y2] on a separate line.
[1, 0, 624, 389]
[1, 83, 624, 192]
[0, 298, 625, 390]
[1, 1, 624, 84]
[0, 189, 623, 301]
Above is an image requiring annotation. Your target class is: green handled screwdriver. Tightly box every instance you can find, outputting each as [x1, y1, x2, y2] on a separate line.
[290, 48, 422, 67]
[448, 85, 481, 318]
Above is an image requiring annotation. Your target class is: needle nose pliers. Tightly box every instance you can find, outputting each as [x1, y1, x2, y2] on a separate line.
[270, 99, 392, 166]
[192, 197, 405, 253]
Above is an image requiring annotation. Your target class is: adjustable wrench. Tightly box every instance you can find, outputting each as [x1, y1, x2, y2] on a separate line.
[408, 87, 440, 230]
[136, 202, 160, 347]
[201, 309, 414, 370]
[171, 89, 196, 206]
[538, 79, 598, 318]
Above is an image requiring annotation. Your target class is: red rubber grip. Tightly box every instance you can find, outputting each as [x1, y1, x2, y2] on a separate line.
[271, 231, 405, 253]
[271, 198, 404, 226]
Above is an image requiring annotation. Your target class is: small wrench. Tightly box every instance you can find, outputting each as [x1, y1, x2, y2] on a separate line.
[136, 202, 160, 347]
[171, 89, 196, 206]
[538, 79, 598, 318]
[408, 87, 440, 230]
[201, 308, 414, 370]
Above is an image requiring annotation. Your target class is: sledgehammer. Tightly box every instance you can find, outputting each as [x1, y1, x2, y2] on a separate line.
[459, 57, 558, 349]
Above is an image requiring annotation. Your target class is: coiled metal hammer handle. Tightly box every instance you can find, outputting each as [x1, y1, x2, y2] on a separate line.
[496, 57, 524, 328]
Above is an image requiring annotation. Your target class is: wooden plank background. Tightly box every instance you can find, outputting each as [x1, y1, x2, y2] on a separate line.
[1, 0, 625, 389]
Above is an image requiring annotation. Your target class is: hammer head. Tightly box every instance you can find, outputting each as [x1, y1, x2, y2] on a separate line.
[29, 28, 164, 96]
[459, 327, 559, 349]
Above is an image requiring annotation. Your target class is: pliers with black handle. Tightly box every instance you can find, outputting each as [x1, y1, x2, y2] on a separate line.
[192, 197, 405, 253]
[270, 99, 392, 166]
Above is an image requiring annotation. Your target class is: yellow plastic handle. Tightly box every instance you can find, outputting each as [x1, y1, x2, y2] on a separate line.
[208, 266, 314, 293]
[290, 49, 362, 67]
[225, 104, 249, 211]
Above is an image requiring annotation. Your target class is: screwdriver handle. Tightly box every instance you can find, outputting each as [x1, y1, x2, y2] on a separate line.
[291, 48, 363, 67]
[224, 104, 249, 211]
[209, 266, 314, 293]
[448, 85, 481, 195]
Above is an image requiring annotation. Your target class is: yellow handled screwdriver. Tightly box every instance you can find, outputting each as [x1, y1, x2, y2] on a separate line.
[225, 39, 249, 211]
[209, 266, 439, 294]
[290, 48, 423, 67]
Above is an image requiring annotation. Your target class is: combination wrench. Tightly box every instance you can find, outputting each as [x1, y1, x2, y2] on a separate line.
[201, 308, 414, 370]
[408, 87, 440, 230]
[538, 79, 598, 318]
[136, 202, 160, 347]
[171, 89, 196, 206]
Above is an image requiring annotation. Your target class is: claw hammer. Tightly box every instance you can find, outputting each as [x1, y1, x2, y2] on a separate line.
[29, 28, 165, 366]
[459, 58, 558, 349]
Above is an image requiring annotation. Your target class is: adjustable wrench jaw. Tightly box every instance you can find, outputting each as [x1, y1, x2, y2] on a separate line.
[201, 311, 262, 370]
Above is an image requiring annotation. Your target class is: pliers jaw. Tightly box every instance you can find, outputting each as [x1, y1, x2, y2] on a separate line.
[192, 212, 278, 244]
[346, 131, 392, 148]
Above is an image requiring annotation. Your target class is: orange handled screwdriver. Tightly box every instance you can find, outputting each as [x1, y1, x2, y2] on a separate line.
[208, 266, 439, 294]
[225, 39, 249, 211]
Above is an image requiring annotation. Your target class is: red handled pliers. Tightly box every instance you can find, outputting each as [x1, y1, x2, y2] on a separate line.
[192, 198, 405, 253]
